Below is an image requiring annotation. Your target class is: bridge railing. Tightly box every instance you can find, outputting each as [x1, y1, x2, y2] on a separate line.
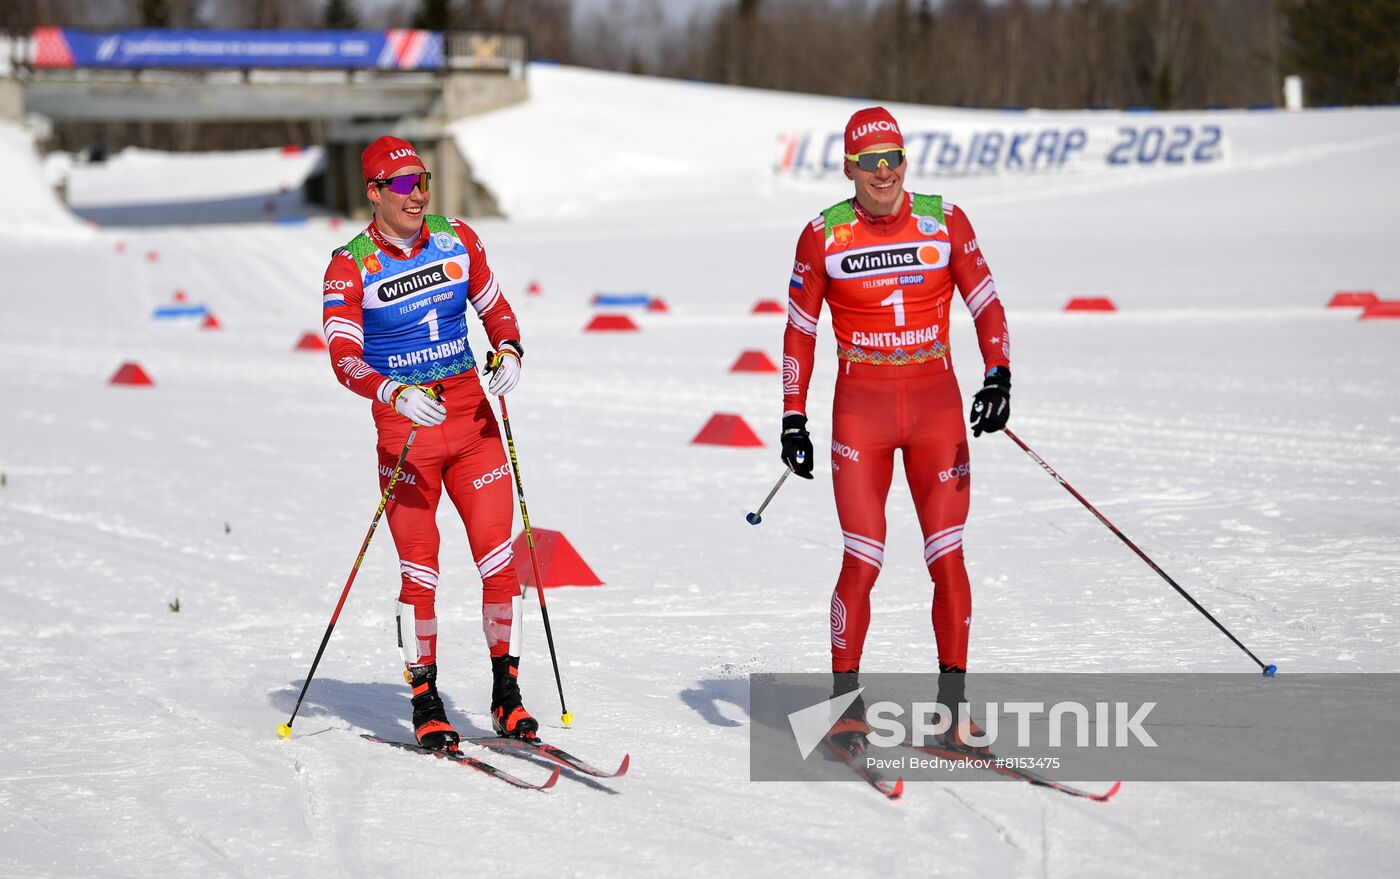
[446, 32, 528, 76]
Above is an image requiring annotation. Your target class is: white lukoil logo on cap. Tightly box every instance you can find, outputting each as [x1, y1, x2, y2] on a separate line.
[389, 148, 418, 161]
[852, 120, 900, 140]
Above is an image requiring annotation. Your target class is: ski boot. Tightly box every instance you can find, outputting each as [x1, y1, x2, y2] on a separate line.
[405, 664, 460, 751]
[490, 655, 539, 740]
[825, 669, 869, 755]
[934, 665, 989, 755]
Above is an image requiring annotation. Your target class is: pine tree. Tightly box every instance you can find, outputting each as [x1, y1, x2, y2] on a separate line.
[140, 0, 171, 27]
[324, 0, 360, 30]
[414, 0, 455, 31]
[1283, 0, 1400, 105]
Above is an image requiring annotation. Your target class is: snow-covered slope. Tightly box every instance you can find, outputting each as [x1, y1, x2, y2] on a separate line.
[0, 120, 87, 237]
[62, 144, 326, 225]
[2, 65, 1399, 877]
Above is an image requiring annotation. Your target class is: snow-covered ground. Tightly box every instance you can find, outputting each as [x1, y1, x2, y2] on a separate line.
[58, 144, 326, 226]
[2, 66, 1399, 877]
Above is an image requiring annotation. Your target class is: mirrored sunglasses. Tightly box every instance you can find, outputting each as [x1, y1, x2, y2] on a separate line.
[374, 171, 431, 195]
[845, 149, 906, 172]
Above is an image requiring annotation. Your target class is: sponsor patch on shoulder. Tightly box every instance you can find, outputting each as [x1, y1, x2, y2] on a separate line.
[917, 216, 938, 235]
[432, 231, 457, 252]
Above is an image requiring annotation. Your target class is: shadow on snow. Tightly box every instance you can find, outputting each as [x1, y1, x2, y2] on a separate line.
[679, 678, 751, 728]
[267, 678, 497, 741]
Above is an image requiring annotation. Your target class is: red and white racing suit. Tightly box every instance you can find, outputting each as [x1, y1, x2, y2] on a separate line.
[321, 216, 522, 669]
[784, 193, 1010, 672]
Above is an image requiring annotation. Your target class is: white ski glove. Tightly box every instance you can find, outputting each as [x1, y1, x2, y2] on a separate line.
[391, 385, 447, 426]
[485, 340, 523, 396]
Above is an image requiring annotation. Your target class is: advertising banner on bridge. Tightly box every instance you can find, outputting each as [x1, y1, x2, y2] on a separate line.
[31, 27, 443, 71]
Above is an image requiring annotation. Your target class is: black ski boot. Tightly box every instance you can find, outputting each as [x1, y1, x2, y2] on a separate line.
[935, 665, 987, 754]
[826, 669, 869, 755]
[490, 655, 539, 740]
[405, 664, 460, 751]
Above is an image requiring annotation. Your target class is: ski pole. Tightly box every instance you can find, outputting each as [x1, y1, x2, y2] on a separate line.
[1003, 428, 1277, 676]
[279, 427, 419, 739]
[497, 395, 573, 728]
[746, 468, 792, 525]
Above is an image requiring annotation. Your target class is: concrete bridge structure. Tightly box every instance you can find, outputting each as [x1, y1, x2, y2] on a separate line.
[0, 31, 528, 218]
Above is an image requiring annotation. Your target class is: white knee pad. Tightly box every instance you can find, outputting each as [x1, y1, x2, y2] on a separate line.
[509, 594, 521, 655]
[397, 600, 430, 665]
[481, 595, 523, 656]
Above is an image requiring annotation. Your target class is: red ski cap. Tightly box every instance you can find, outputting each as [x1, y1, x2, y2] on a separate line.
[361, 136, 423, 183]
[844, 107, 904, 156]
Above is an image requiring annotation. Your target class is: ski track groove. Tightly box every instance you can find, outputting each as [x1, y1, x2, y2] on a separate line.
[1040, 806, 1051, 879]
[162, 809, 241, 877]
[939, 785, 1029, 858]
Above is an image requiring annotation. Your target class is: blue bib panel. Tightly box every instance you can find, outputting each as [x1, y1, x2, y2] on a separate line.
[346, 218, 477, 385]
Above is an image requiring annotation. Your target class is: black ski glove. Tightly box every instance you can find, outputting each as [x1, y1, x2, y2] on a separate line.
[780, 414, 815, 479]
[969, 366, 1011, 437]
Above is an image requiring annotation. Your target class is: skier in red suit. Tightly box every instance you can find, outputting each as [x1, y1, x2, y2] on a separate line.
[780, 108, 1012, 720]
[320, 136, 537, 747]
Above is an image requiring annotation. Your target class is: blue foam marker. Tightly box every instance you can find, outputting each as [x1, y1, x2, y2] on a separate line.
[593, 293, 652, 307]
[152, 305, 209, 319]
[1263, 664, 1277, 677]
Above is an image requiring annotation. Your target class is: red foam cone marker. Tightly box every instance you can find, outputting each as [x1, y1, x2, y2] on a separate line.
[646, 298, 669, 313]
[512, 529, 603, 588]
[114, 241, 126, 254]
[146, 250, 159, 263]
[201, 313, 221, 330]
[173, 289, 188, 303]
[1359, 301, 1400, 320]
[294, 332, 328, 351]
[751, 299, 785, 315]
[584, 313, 640, 332]
[730, 350, 778, 373]
[691, 413, 764, 447]
[1065, 297, 1117, 312]
[1328, 291, 1379, 308]
[527, 281, 542, 296]
[109, 362, 154, 386]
